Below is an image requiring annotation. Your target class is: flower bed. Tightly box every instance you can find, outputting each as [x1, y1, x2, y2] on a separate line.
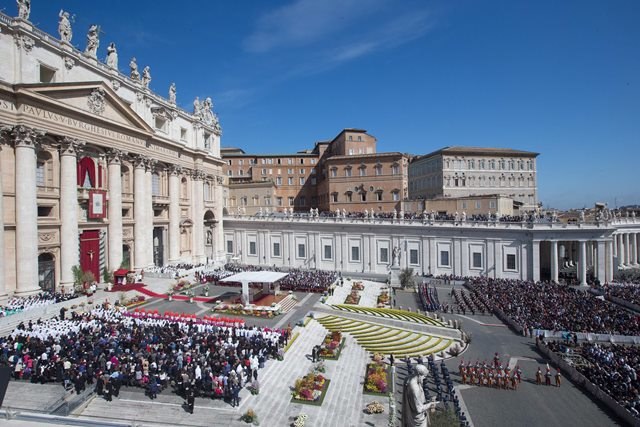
[291, 372, 331, 406]
[363, 362, 390, 395]
[319, 331, 345, 360]
[213, 302, 281, 317]
[123, 295, 146, 308]
[351, 281, 365, 291]
[344, 290, 361, 305]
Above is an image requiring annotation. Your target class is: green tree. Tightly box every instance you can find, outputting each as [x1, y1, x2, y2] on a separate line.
[399, 268, 415, 289]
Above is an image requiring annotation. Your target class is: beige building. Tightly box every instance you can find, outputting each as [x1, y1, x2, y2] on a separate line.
[223, 128, 410, 214]
[404, 194, 516, 217]
[0, 11, 225, 296]
[409, 146, 539, 211]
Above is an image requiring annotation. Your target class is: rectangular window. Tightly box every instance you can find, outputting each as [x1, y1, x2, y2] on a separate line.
[351, 246, 360, 261]
[249, 241, 257, 256]
[332, 193, 338, 202]
[359, 168, 366, 177]
[288, 197, 294, 206]
[475, 201, 481, 209]
[506, 254, 517, 270]
[489, 200, 496, 209]
[300, 169, 305, 175]
[273, 242, 281, 257]
[324, 245, 332, 260]
[392, 192, 399, 201]
[360, 193, 366, 202]
[330, 169, 337, 178]
[380, 247, 389, 264]
[462, 201, 467, 210]
[410, 249, 419, 265]
[376, 192, 382, 201]
[288, 177, 293, 185]
[299, 177, 305, 185]
[226, 240, 233, 254]
[180, 128, 187, 141]
[345, 169, 352, 177]
[261, 168, 267, 175]
[276, 177, 282, 185]
[288, 158, 293, 165]
[472, 252, 482, 268]
[39, 64, 56, 83]
[440, 250, 450, 266]
[288, 168, 293, 174]
[36, 162, 45, 187]
[297, 244, 306, 258]
[346, 193, 352, 202]
[277, 197, 283, 206]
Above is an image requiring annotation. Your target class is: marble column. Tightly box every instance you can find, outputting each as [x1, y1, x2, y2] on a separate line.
[596, 241, 606, 284]
[606, 240, 614, 283]
[107, 149, 123, 271]
[191, 169, 205, 263]
[550, 240, 559, 283]
[633, 233, 639, 265]
[215, 176, 225, 262]
[59, 138, 82, 291]
[13, 126, 43, 295]
[168, 166, 181, 263]
[619, 234, 626, 267]
[145, 160, 155, 267]
[531, 240, 540, 283]
[133, 156, 147, 270]
[578, 240, 588, 286]
[0, 131, 7, 300]
[624, 233, 631, 266]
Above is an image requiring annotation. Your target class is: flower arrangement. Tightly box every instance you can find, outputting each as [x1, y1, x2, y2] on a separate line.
[365, 401, 385, 414]
[351, 281, 365, 291]
[292, 371, 328, 403]
[241, 408, 259, 425]
[377, 290, 390, 306]
[247, 380, 260, 395]
[313, 361, 326, 373]
[364, 363, 388, 394]
[123, 295, 146, 308]
[293, 413, 308, 427]
[344, 290, 361, 305]
[319, 331, 343, 359]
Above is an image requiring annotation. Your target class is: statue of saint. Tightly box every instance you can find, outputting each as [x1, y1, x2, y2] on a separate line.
[106, 42, 118, 69]
[202, 97, 215, 124]
[169, 83, 177, 104]
[17, 0, 30, 20]
[85, 25, 100, 58]
[141, 66, 152, 89]
[579, 210, 585, 223]
[129, 57, 140, 81]
[392, 246, 400, 266]
[58, 10, 73, 43]
[402, 364, 437, 427]
[193, 97, 202, 118]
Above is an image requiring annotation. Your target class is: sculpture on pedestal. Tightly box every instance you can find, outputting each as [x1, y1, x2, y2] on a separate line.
[106, 42, 118, 69]
[141, 66, 152, 89]
[129, 57, 140, 81]
[402, 364, 438, 427]
[392, 246, 400, 267]
[58, 10, 73, 43]
[17, 0, 30, 20]
[193, 97, 202, 118]
[85, 25, 100, 58]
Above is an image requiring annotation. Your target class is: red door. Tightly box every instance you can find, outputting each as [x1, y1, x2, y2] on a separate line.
[80, 230, 100, 282]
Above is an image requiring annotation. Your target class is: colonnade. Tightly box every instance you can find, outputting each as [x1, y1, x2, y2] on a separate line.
[614, 232, 640, 268]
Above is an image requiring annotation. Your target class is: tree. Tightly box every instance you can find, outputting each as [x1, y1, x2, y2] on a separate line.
[399, 268, 415, 289]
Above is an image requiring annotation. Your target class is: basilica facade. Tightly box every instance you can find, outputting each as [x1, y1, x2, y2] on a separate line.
[0, 10, 225, 296]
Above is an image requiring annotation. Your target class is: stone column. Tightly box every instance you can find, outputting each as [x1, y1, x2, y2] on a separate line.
[215, 176, 225, 262]
[0, 129, 7, 300]
[191, 169, 205, 263]
[619, 234, 626, 267]
[531, 240, 540, 283]
[633, 233, 639, 266]
[578, 240, 588, 286]
[606, 240, 614, 283]
[13, 126, 43, 295]
[59, 138, 82, 292]
[550, 240, 558, 283]
[133, 155, 147, 269]
[596, 241, 606, 284]
[145, 160, 155, 267]
[107, 149, 123, 271]
[168, 165, 181, 263]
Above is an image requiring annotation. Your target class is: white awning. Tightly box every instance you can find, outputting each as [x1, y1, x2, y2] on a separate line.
[219, 271, 289, 284]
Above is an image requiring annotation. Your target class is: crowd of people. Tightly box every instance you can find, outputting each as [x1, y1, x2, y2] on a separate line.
[194, 264, 338, 293]
[0, 291, 78, 318]
[146, 263, 210, 279]
[597, 282, 640, 307]
[469, 277, 640, 335]
[547, 341, 640, 419]
[458, 356, 523, 390]
[0, 305, 289, 409]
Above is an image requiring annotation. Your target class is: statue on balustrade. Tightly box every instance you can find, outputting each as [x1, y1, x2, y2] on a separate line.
[85, 25, 100, 58]
[106, 42, 118, 69]
[17, 0, 30, 20]
[130, 57, 140, 81]
[58, 9, 73, 42]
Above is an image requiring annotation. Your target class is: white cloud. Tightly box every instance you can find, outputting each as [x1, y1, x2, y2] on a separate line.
[244, 0, 389, 53]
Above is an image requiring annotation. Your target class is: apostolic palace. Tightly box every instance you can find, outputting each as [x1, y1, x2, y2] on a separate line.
[0, 4, 639, 300]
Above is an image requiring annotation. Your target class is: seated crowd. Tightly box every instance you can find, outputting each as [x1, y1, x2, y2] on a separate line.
[469, 277, 640, 335]
[547, 341, 640, 419]
[0, 291, 78, 318]
[598, 282, 640, 307]
[0, 306, 288, 405]
[195, 264, 338, 293]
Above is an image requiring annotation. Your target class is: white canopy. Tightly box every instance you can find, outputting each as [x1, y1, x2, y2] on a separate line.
[219, 271, 289, 284]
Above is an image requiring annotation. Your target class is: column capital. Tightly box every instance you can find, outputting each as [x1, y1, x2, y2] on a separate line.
[106, 148, 125, 165]
[58, 136, 84, 157]
[146, 158, 158, 172]
[169, 164, 183, 176]
[11, 125, 45, 149]
[132, 154, 149, 169]
[191, 169, 206, 181]
[216, 175, 224, 185]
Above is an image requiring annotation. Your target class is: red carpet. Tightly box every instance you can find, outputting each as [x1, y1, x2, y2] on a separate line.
[107, 283, 146, 292]
[135, 287, 218, 303]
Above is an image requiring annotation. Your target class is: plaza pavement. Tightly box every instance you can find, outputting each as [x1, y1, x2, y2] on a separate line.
[0, 276, 625, 426]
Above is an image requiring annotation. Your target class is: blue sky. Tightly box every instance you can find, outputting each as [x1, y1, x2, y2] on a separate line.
[4, 0, 639, 209]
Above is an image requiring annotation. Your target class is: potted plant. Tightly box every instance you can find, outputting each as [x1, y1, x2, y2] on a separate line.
[186, 290, 195, 303]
